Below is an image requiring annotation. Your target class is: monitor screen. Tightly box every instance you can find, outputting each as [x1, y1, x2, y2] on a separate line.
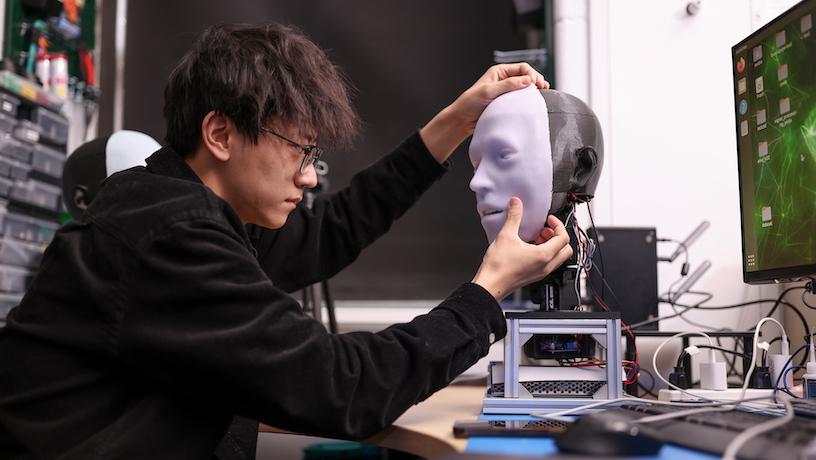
[732, 0, 816, 284]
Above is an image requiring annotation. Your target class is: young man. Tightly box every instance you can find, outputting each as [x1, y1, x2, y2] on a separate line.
[0, 24, 571, 458]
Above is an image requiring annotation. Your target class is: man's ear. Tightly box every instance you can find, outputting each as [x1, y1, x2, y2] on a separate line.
[73, 185, 89, 210]
[200, 111, 232, 162]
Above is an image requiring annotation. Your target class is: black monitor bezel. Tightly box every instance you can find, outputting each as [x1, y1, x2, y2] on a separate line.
[732, 0, 816, 284]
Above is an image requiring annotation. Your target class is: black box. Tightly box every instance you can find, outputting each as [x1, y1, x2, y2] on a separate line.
[587, 227, 659, 330]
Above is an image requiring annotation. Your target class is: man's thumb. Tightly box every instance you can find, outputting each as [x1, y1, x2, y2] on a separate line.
[500, 197, 523, 235]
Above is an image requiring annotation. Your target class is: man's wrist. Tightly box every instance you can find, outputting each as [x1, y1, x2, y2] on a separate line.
[419, 105, 470, 164]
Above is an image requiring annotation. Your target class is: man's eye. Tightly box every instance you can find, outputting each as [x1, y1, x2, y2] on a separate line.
[500, 152, 516, 160]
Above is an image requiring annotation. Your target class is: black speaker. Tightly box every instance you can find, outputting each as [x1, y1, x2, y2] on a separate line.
[587, 227, 658, 330]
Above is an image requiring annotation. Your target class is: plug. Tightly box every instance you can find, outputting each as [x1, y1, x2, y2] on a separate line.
[668, 366, 689, 389]
[751, 366, 772, 389]
[700, 348, 727, 390]
[769, 354, 792, 389]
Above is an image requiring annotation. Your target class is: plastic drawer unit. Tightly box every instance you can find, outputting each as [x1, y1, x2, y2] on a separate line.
[0, 134, 33, 163]
[0, 292, 22, 321]
[0, 264, 30, 293]
[10, 179, 61, 212]
[0, 236, 43, 269]
[29, 107, 68, 146]
[0, 209, 59, 243]
[31, 144, 65, 180]
[0, 93, 20, 118]
[0, 113, 16, 134]
[0, 157, 30, 181]
[0, 176, 13, 199]
[12, 120, 41, 145]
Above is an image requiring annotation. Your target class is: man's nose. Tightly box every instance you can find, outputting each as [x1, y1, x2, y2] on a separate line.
[295, 164, 318, 189]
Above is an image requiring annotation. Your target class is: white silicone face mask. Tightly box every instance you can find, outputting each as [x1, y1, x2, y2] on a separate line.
[469, 85, 553, 244]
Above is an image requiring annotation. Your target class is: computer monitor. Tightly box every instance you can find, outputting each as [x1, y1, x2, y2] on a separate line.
[732, 0, 816, 284]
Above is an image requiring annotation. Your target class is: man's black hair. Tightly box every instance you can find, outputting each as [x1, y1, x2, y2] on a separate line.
[163, 23, 358, 156]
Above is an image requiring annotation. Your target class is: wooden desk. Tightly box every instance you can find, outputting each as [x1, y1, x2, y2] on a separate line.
[261, 384, 485, 459]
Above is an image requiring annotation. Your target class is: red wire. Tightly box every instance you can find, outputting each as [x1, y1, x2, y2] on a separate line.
[588, 281, 639, 384]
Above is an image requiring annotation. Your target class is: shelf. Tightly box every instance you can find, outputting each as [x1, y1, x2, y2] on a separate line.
[0, 71, 64, 113]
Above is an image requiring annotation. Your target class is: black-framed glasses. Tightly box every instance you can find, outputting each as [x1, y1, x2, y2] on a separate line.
[260, 127, 323, 173]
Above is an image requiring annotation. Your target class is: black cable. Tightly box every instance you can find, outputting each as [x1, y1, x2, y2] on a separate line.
[773, 343, 810, 402]
[675, 344, 753, 368]
[632, 288, 809, 339]
[717, 335, 741, 377]
[637, 367, 658, 399]
[803, 280, 816, 310]
[630, 291, 712, 329]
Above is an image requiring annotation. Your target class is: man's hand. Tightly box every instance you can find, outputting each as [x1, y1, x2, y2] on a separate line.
[472, 197, 572, 301]
[420, 63, 550, 164]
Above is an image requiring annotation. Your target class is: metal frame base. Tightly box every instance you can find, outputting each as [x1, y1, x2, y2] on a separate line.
[483, 311, 623, 415]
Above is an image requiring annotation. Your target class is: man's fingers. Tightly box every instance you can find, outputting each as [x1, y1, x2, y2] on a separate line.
[482, 75, 532, 101]
[534, 227, 556, 245]
[498, 197, 523, 237]
[541, 244, 574, 275]
[484, 62, 549, 89]
[547, 215, 569, 238]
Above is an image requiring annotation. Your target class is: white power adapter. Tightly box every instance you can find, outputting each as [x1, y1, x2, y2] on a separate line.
[699, 347, 727, 390]
[768, 339, 792, 389]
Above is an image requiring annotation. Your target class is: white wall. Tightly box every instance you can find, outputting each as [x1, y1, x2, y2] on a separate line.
[575, 0, 800, 334]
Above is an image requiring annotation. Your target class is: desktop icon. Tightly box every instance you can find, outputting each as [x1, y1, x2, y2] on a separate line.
[778, 64, 788, 81]
[776, 30, 786, 48]
[780, 97, 790, 114]
[739, 100, 748, 115]
[755, 76, 764, 94]
[758, 141, 769, 158]
[753, 45, 763, 62]
[761, 206, 773, 227]
[736, 56, 746, 73]
[741, 120, 749, 136]
[803, 14, 812, 33]
[738, 78, 747, 94]
[757, 109, 767, 126]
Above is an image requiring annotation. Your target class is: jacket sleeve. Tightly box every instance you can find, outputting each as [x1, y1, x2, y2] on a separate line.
[119, 217, 505, 440]
[248, 132, 449, 292]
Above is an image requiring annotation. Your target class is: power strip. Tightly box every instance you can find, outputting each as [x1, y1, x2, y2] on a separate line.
[659, 388, 775, 402]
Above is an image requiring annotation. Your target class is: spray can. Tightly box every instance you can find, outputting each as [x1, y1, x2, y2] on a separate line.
[35, 52, 50, 91]
[50, 53, 68, 99]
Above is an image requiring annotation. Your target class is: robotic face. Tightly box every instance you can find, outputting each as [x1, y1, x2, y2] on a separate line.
[469, 87, 605, 244]
[469, 85, 553, 243]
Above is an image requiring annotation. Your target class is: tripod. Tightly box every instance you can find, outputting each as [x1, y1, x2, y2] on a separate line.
[300, 160, 338, 333]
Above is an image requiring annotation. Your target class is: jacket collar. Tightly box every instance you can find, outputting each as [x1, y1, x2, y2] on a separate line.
[144, 145, 203, 184]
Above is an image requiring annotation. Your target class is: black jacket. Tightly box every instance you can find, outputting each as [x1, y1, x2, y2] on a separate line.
[0, 132, 506, 459]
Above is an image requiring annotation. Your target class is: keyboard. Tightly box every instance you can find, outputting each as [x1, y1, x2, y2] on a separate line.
[609, 403, 816, 460]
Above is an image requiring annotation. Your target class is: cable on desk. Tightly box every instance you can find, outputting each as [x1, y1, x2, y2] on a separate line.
[722, 397, 794, 460]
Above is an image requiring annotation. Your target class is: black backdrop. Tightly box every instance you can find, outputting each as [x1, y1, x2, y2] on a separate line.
[110, 1, 527, 300]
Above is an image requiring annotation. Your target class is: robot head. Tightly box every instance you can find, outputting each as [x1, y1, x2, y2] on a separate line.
[62, 130, 161, 219]
[469, 86, 604, 243]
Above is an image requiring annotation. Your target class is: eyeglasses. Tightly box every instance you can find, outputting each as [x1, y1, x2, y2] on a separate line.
[260, 127, 323, 173]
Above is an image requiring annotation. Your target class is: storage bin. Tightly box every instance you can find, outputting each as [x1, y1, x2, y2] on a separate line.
[31, 144, 65, 180]
[0, 93, 21, 118]
[29, 107, 68, 146]
[0, 113, 16, 134]
[12, 120, 41, 145]
[0, 135, 33, 163]
[0, 157, 30, 181]
[0, 292, 22, 321]
[0, 210, 58, 243]
[10, 179, 61, 212]
[0, 176, 13, 199]
[0, 236, 44, 269]
[0, 264, 31, 293]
